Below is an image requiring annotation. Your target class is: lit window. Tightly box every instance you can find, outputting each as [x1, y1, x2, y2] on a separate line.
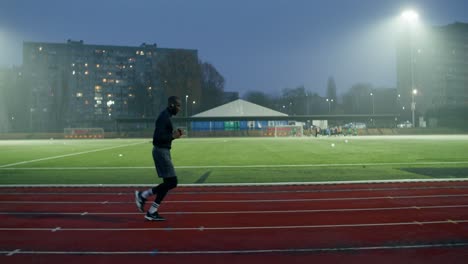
[76, 92, 83, 97]
[102, 78, 107, 83]
[108, 72, 112, 76]
[129, 65, 133, 68]
[128, 93, 134, 98]
[84, 70, 89, 75]
[95, 85, 102, 92]
[96, 64, 100, 68]
[136, 51, 140, 55]
[38, 46, 43, 51]
[84, 100, 89, 105]
[107, 94, 112, 98]
[72, 70, 76, 75]
[85, 63, 88, 67]
[72, 63, 75, 67]
[116, 80, 120, 84]
[106, 100, 115, 107]
[140, 51, 145, 56]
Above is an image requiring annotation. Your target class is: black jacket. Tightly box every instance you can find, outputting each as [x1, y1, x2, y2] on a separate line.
[152, 108, 174, 149]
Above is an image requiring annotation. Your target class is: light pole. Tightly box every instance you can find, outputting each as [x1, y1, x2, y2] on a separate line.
[29, 108, 35, 132]
[185, 95, 188, 117]
[326, 98, 333, 113]
[411, 89, 417, 127]
[192, 100, 196, 115]
[370, 92, 375, 115]
[401, 10, 419, 127]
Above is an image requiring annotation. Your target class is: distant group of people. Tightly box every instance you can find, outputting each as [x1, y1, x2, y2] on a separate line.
[310, 125, 357, 137]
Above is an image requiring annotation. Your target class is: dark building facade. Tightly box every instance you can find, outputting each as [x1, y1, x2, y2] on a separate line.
[22, 40, 199, 132]
[397, 22, 468, 125]
[0, 66, 25, 133]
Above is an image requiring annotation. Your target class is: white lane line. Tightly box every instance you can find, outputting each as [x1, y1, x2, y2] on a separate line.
[1, 161, 468, 170]
[0, 243, 465, 255]
[6, 249, 21, 256]
[1, 193, 468, 204]
[0, 219, 467, 231]
[0, 141, 146, 168]
[1, 204, 468, 215]
[167, 194, 468, 203]
[3, 242, 464, 255]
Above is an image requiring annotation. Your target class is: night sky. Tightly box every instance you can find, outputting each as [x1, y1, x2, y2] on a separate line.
[1, 0, 467, 96]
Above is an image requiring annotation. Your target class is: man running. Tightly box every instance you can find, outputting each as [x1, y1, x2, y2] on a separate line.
[135, 96, 183, 221]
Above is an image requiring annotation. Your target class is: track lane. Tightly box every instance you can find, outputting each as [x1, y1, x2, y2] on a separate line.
[1, 223, 468, 252]
[2, 183, 468, 263]
[2, 186, 468, 201]
[1, 202, 468, 228]
[2, 196, 468, 213]
[2, 247, 468, 264]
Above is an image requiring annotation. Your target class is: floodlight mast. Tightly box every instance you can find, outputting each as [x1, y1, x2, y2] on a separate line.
[401, 9, 419, 127]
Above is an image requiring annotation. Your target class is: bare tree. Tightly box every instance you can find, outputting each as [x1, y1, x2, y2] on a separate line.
[243, 91, 274, 109]
[199, 62, 225, 112]
[155, 50, 202, 114]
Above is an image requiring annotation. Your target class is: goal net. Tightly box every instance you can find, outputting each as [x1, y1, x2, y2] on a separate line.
[64, 128, 105, 139]
[272, 125, 303, 137]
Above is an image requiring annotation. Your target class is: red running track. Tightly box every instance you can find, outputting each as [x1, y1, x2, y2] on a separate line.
[1, 181, 468, 263]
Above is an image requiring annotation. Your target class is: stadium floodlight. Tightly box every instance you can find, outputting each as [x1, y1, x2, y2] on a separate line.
[401, 10, 419, 23]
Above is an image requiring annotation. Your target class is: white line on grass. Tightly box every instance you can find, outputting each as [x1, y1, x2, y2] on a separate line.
[0, 141, 147, 168]
[1, 242, 468, 255]
[1, 204, 468, 215]
[2, 178, 468, 188]
[1, 160, 468, 170]
[1, 193, 467, 204]
[0, 219, 467, 232]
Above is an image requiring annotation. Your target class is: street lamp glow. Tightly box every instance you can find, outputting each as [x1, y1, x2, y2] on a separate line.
[412, 89, 418, 95]
[401, 10, 419, 23]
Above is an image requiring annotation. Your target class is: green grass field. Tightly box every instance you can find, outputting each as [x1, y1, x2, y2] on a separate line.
[1, 135, 468, 185]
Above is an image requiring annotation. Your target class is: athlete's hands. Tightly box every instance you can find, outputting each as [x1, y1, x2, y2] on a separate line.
[173, 128, 183, 139]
